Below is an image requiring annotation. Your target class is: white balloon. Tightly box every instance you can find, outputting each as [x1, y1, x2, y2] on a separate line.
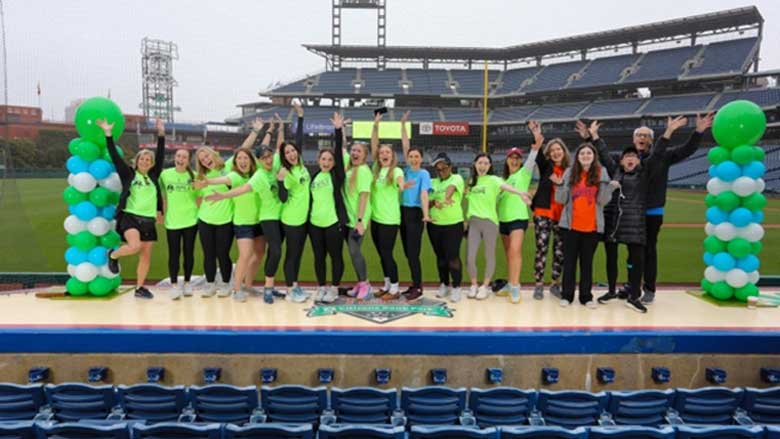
[756, 178, 766, 193]
[714, 222, 737, 241]
[726, 268, 749, 289]
[99, 264, 119, 279]
[67, 264, 77, 277]
[732, 176, 757, 197]
[738, 223, 765, 242]
[100, 172, 122, 193]
[67, 173, 76, 187]
[72, 172, 97, 193]
[64, 215, 87, 234]
[705, 222, 716, 236]
[705, 266, 726, 283]
[110, 220, 117, 231]
[74, 262, 98, 283]
[706, 178, 730, 196]
[87, 217, 111, 236]
[748, 271, 760, 284]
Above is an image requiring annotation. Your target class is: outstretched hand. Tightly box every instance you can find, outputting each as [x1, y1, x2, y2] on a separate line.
[575, 120, 589, 139]
[155, 118, 165, 136]
[205, 193, 225, 204]
[528, 120, 544, 150]
[695, 112, 714, 133]
[251, 117, 264, 132]
[400, 110, 411, 124]
[373, 112, 383, 124]
[519, 192, 532, 206]
[667, 115, 688, 132]
[96, 119, 114, 136]
[293, 100, 304, 117]
[588, 120, 601, 140]
[330, 112, 345, 129]
[403, 179, 416, 190]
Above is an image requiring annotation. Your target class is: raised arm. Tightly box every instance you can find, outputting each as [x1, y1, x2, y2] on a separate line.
[524, 120, 543, 174]
[241, 117, 264, 150]
[580, 120, 618, 177]
[331, 112, 346, 182]
[294, 101, 304, 147]
[204, 183, 252, 203]
[500, 182, 532, 205]
[665, 112, 713, 165]
[151, 118, 166, 178]
[371, 112, 382, 162]
[97, 119, 132, 182]
[400, 110, 411, 160]
[275, 114, 285, 153]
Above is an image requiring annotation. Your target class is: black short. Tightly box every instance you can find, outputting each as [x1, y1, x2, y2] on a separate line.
[499, 219, 529, 235]
[117, 213, 157, 242]
[234, 223, 264, 239]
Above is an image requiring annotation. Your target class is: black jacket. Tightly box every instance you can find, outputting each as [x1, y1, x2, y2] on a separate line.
[278, 116, 304, 203]
[106, 135, 165, 219]
[531, 147, 562, 211]
[642, 131, 703, 209]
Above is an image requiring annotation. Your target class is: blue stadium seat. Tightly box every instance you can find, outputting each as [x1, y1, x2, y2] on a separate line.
[467, 387, 537, 427]
[489, 106, 538, 123]
[495, 67, 541, 94]
[37, 422, 130, 439]
[589, 426, 675, 439]
[605, 389, 675, 426]
[406, 69, 451, 95]
[259, 385, 327, 425]
[580, 99, 645, 119]
[312, 69, 359, 94]
[685, 38, 758, 77]
[188, 384, 259, 424]
[641, 93, 715, 115]
[623, 46, 699, 83]
[400, 387, 468, 426]
[670, 387, 744, 425]
[530, 103, 589, 121]
[318, 424, 405, 439]
[409, 425, 498, 439]
[329, 387, 399, 425]
[535, 390, 608, 428]
[741, 387, 780, 424]
[500, 426, 587, 439]
[522, 61, 587, 93]
[116, 384, 187, 422]
[676, 425, 765, 439]
[571, 54, 639, 88]
[43, 383, 118, 422]
[451, 70, 500, 95]
[0, 421, 36, 439]
[223, 423, 314, 439]
[0, 384, 45, 421]
[361, 69, 404, 94]
[715, 88, 780, 109]
[132, 422, 221, 439]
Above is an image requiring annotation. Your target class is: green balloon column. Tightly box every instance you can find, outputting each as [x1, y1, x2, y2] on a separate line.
[64, 97, 126, 296]
[702, 100, 766, 302]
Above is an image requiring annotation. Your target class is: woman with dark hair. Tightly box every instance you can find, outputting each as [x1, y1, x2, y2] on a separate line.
[100, 118, 166, 299]
[464, 153, 531, 301]
[555, 143, 617, 308]
[428, 152, 465, 302]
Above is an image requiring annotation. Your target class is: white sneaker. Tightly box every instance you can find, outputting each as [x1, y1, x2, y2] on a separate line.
[476, 286, 490, 300]
[182, 283, 193, 297]
[217, 285, 231, 298]
[233, 289, 247, 303]
[559, 299, 570, 307]
[314, 286, 327, 302]
[169, 284, 183, 300]
[467, 285, 478, 299]
[242, 285, 261, 296]
[585, 300, 598, 309]
[322, 286, 339, 303]
[201, 283, 217, 298]
[436, 283, 449, 299]
[450, 287, 462, 303]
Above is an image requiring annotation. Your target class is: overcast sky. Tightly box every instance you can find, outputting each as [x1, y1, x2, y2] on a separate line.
[5, 0, 780, 122]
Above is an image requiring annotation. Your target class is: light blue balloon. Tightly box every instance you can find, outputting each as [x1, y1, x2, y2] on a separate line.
[88, 159, 113, 180]
[729, 207, 753, 228]
[66, 156, 89, 174]
[65, 247, 88, 265]
[716, 161, 741, 182]
[708, 165, 717, 178]
[713, 252, 736, 272]
[101, 205, 117, 220]
[72, 201, 98, 221]
[706, 207, 729, 225]
[737, 254, 760, 273]
[703, 252, 714, 266]
[87, 246, 108, 266]
[742, 161, 766, 179]
[753, 211, 764, 224]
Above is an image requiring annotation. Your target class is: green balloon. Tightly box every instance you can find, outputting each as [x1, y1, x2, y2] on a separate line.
[742, 192, 767, 212]
[715, 191, 740, 212]
[107, 191, 120, 205]
[705, 194, 716, 208]
[731, 145, 754, 165]
[66, 277, 89, 296]
[72, 230, 98, 251]
[753, 146, 765, 162]
[88, 276, 114, 296]
[89, 187, 111, 207]
[712, 100, 767, 149]
[707, 146, 730, 165]
[63, 186, 87, 205]
[726, 238, 751, 259]
[100, 230, 121, 248]
[734, 283, 759, 302]
[701, 279, 713, 293]
[74, 97, 126, 148]
[710, 281, 734, 301]
[102, 145, 124, 162]
[110, 276, 122, 290]
[68, 138, 82, 155]
[751, 241, 763, 255]
[77, 140, 100, 162]
[703, 235, 727, 254]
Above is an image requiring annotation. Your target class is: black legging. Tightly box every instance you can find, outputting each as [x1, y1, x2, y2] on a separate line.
[309, 223, 344, 286]
[166, 225, 198, 283]
[427, 222, 463, 287]
[261, 220, 284, 278]
[371, 221, 399, 284]
[400, 207, 424, 288]
[197, 220, 233, 283]
[605, 241, 645, 300]
[561, 229, 600, 304]
[283, 223, 307, 286]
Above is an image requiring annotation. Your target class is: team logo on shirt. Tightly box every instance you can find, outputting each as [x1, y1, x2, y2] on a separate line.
[131, 176, 152, 188]
[306, 296, 454, 324]
[166, 179, 193, 193]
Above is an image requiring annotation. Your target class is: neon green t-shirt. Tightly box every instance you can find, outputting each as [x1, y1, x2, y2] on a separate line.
[124, 172, 157, 219]
[370, 166, 403, 225]
[310, 171, 338, 228]
[160, 168, 198, 229]
[344, 164, 372, 228]
[281, 165, 310, 226]
[430, 174, 464, 226]
[466, 174, 504, 225]
[498, 168, 532, 222]
[228, 172, 259, 226]
[249, 167, 282, 221]
[197, 169, 233, 225]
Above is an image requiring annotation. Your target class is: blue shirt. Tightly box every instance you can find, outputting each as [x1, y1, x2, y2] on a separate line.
[402, 167, 432, 207]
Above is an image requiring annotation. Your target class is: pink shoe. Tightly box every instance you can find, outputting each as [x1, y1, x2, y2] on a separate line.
[356, 281, 371, 299]
[347, 284, 359, 297]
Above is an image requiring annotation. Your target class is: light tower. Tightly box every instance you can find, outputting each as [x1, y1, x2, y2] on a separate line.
[140, 38, 179, 122]
[331, 0, 386, 70]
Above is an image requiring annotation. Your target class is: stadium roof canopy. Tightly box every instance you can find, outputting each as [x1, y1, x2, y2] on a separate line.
[304, 7, 763, 65]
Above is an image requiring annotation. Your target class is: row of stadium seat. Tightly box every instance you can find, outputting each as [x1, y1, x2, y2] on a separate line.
[2, 384, 779, 428]
[1, 422, 780, 439]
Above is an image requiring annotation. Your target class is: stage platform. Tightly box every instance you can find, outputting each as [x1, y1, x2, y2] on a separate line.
[1, 286, 779, 356]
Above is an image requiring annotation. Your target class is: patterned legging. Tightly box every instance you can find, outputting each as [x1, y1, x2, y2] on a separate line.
[533, 216, 564, 284]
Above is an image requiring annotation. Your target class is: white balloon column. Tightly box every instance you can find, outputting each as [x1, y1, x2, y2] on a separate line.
[702, 100, 767, 302]
[63, 97, 127, 296]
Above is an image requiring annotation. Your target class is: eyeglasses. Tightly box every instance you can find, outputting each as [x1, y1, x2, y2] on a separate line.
[634, 133, 652, 138]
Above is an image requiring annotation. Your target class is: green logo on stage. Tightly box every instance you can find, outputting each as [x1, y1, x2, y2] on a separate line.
[307, 297, 454, 324]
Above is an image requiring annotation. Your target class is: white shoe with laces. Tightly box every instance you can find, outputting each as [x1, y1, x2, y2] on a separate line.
[467, 285, 478, 299]
[436, 283, 449, 299]
[476, 286, 490, 300]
